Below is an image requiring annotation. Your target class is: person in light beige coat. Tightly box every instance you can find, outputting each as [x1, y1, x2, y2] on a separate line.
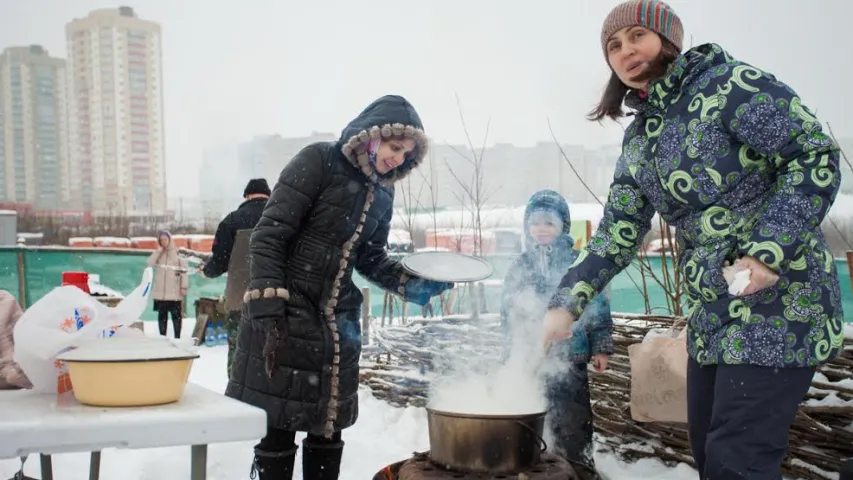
[146, 230, 188, 338]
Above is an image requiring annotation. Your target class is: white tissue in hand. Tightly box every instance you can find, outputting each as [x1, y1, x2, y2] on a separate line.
[723, 265, 751, 296]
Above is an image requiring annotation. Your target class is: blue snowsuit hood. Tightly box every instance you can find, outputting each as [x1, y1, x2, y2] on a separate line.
[522, 189, 574, 254]
[501, 190, 613, 363]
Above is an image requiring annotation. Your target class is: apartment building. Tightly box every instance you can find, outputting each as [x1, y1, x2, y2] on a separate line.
[66, 6, 166, 218]
[397, 142, 621, 209]
[0, 45, 70, 210]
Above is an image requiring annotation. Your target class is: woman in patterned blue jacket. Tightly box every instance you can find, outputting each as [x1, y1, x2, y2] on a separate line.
[501, 189, 613, 471]
[541, 1, 843, 478]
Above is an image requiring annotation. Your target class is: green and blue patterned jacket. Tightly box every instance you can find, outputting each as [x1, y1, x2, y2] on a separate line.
[549, 43, 844, 368]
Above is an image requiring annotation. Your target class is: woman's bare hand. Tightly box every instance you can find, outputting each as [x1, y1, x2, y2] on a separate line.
[541, 308, 575, 350]
[736, 256, 780, 296]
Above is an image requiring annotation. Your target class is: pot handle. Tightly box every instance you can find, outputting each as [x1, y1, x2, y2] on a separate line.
[515, 421, 548, 453]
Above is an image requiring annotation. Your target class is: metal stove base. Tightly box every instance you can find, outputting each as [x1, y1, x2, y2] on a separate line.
[397, 452, 577, 479]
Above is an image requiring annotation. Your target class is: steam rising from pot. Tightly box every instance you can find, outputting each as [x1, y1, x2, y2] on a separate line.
[427, 289, 583, 415]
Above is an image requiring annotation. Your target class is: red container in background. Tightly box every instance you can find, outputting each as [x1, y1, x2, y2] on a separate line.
[62, 271, 91, 294]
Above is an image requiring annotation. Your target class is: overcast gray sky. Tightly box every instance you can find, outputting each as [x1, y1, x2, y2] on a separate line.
[2, 0, 850, 196]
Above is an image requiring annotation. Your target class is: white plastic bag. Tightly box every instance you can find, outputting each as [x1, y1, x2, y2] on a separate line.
[13, 268, 154, 394]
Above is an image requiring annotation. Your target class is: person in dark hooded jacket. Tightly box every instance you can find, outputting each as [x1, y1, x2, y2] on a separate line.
[202, 179, 271, 280]
[200, 178, 270, 375]
[500, 190, 613, 471]
[225, 95, 453, 480]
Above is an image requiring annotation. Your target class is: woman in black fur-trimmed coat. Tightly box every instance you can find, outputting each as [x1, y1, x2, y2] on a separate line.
[225, 95, 453, 480]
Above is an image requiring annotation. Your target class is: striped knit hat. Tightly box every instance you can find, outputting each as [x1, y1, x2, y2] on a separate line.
[601, 0, 684, 57]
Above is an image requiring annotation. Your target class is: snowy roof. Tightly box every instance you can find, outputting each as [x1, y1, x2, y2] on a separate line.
[94, 236, 131, 243]
[388, 229, 412, 244]
[88, 280, 124, 298]
[428, 227, 497, 239]
[390, 193, 853, 233]
[390, 203, 604, 231]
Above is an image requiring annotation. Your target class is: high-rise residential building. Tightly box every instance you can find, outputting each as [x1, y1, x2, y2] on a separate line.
[234, 131, 337, 188]
[195, 131, 339, 219]
[0, 45, 70, 210]
[66, 6, 166, 217]
[199, 143, 240, 220]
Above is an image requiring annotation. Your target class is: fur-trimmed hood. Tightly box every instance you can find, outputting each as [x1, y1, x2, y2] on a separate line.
[338, 95, 429, 186]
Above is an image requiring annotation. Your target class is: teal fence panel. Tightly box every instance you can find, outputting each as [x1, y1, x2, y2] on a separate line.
[1, 247, 851, 322]
[22, 249, 151, 316]
[0, 249, 20, 295]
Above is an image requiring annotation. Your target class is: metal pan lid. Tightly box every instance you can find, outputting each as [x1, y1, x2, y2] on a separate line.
[401, 251, 494, 283]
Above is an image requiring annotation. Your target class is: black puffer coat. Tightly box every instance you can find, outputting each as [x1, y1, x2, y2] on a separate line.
[225, 95, 437, 438]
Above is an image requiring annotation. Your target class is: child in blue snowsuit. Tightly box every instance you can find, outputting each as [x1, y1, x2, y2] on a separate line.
[500, 190, 613, 470]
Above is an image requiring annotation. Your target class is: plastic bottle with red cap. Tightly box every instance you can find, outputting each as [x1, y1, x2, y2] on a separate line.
[61, 271, 91, 294]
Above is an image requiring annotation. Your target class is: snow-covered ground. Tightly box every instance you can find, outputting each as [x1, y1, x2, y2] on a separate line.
[0, 319, 695, 479]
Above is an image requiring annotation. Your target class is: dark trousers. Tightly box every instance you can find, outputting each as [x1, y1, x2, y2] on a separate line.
[154, 300, 182, 338]
[546, 362, 595, 470]
[257, 427, 342, 453]
[686, 358, 814, 479]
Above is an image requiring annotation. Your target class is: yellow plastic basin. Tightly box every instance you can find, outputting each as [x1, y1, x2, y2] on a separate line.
[56, 337, 200, 407]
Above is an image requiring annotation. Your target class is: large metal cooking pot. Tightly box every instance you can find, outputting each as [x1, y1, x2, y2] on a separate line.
[426, 407, 547, 474]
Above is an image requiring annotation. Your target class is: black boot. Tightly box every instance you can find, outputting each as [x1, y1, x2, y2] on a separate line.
[302, 439, 344, 480]
[250, 446, 297, 480]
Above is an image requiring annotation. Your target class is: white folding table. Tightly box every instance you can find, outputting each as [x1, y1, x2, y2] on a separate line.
[0, 383, 267, 480]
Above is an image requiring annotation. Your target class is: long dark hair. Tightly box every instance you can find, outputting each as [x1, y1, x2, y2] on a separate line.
[587, 36, 682, 122]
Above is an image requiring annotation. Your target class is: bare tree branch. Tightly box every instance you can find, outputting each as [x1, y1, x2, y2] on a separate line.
[394, 174, 427, 252]
[546, 116, 685, 315]
[415, 151, 443, 251]
[442, 93, 499, 257]
[827, 123, 853, 176]
[824, 123, 853, 250]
